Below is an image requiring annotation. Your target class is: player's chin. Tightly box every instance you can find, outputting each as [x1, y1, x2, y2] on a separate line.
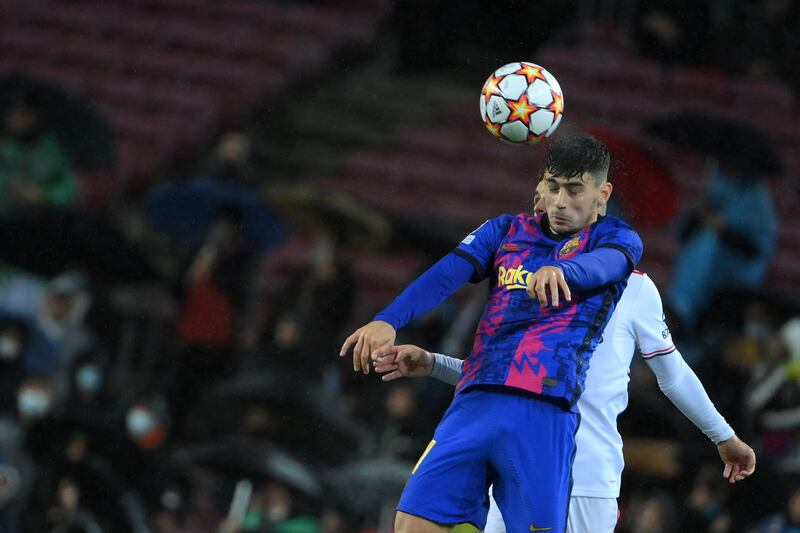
[550, 219, 575, 233]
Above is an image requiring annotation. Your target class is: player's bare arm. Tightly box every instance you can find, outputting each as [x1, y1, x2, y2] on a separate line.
[717, 435, 756, 483]
[527, 265, 572, 307]
[339, 320, 396, 375]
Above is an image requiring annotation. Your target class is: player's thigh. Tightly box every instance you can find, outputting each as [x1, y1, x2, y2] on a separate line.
[490, 397, 578, 533]
[395, 511, 450, 533]
[567, 496, 618, 533]
[397, 391, 496, 527]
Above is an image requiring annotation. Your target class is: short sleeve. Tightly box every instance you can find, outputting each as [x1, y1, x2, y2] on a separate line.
[632, 275, 676, 359]
[453, 215, 513, 283]
[592, 217, 643, 270]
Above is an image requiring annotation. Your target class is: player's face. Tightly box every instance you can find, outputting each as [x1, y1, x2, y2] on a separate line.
[532, 180, 546, 214]
[542, 171, 612, 234]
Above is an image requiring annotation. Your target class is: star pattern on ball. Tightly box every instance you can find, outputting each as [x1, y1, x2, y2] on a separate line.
[482, 75, 502, 103]
[516, 63, 547, 84]
[484, 119, 502, 138]
[549, 91, 564, 116]
[508, 95, 535, 126]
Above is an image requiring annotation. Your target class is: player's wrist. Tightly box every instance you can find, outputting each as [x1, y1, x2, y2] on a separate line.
[429, 352, 441, 376]
[371, 316, 399, 330]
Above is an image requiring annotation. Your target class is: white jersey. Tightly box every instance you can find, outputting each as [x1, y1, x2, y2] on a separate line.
[430, 271, 734, 508]
[571, 271, 674, 497]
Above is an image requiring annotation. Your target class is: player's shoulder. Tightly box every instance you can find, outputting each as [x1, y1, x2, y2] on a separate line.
[487, 213, 520, 227]
[591, 216, 643, 256]
[593, 215, 636, 233]
[589, 215, 640, 244]
[460, 214, 521, 249]
[465, 214, 514, 235]
[628, 271, 663, 308]
[491, 212, 537, 233]
[488, 213, 521, 235]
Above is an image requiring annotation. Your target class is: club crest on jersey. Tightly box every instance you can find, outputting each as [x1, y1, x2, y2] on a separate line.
[559, 236, 581, 257]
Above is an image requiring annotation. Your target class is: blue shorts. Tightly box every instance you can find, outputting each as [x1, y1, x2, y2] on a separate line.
[397, 388, 578, 532]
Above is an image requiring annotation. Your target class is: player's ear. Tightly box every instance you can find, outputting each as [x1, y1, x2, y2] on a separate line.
[532, 194, 544, 213]
[600, 181, 613, 205]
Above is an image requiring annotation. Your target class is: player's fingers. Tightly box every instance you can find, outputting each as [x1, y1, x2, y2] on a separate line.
[549, 274, 559, 307]
[355, 335, 368, 373]
[386, 345, 402, 357]
[373, 361, 399, 374]
[381, 370, 403, 382]
[394, 349, 412, 365]
[526, 278, 536, 298]
[372, 340, 394, 360]
[558, 276, 572, 302]
[723, 463, 732, 480]
[339, 333, 358, 357]
[535, 278, 548, 306]
[360, 339, 372, 375]
[374, 354, 397, 366]
[728, 464, 742, 484]
[352, 335, 365, 371]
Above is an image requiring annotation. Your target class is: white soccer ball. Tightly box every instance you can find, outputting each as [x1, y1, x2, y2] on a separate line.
[480, 62, 565, 144]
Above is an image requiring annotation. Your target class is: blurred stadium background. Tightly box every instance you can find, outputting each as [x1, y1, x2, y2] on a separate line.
[0, 0, 798, 531]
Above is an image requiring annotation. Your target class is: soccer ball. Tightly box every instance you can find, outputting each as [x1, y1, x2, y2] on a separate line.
[480, 62, 564, 144]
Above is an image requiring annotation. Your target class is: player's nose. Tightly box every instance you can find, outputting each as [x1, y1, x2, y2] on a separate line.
[554, 189, 568, 208]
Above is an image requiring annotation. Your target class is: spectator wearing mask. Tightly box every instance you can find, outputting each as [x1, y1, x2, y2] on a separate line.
[62, 350, 122, 440]
[0, 271, 93, 381]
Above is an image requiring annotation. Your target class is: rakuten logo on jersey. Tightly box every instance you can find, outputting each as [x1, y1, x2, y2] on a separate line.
[497, 265, 531, 290]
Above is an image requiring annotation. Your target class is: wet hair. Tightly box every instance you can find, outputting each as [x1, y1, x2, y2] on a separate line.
[539, 134, 611, 183]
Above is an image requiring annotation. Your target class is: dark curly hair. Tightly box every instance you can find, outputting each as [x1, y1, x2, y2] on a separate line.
[539, 134, 611, 183]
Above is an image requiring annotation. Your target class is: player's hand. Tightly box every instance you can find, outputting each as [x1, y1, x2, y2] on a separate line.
[526, 265, 571, 307]
[716, 435, 756, 484]
[339, 320, 396, 375]
[373, 345, 434, 381]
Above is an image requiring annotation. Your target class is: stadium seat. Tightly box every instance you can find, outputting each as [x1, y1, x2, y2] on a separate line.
[734, 79, 794, 111]
[0, 28, 56, 58]
[669, 68, 733, 103]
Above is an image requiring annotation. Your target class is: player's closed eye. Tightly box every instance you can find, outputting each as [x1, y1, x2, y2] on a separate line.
[548, 186, 581, 196]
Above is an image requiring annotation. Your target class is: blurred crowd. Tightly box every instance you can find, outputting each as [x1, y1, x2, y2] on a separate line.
[391, 0, 800, 94]
[0, 0, 798, 532]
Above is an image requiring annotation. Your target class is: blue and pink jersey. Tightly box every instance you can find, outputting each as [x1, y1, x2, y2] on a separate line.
[453, 213, 642, 408]
[386, 212, 641, 529]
